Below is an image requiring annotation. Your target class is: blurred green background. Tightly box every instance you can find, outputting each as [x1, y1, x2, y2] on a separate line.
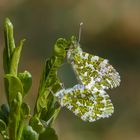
[0, 0, 140, 140]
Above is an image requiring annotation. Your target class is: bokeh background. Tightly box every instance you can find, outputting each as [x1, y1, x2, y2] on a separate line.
[0, 0, 140, 140]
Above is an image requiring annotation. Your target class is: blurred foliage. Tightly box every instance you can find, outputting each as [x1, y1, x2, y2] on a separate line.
[0, 0, 140, 140]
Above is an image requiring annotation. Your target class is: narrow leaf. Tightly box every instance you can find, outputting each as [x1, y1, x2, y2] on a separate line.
[10, 39, 25, 76]
[17, 103, 31, 140]
[3, 18, 16, 74]
[9, 92, 22, 140]
[4, 18, 15, 56]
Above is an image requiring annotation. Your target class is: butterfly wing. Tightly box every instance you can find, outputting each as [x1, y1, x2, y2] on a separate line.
[55, 84, 114, 122]
[68, 49, 120, 90]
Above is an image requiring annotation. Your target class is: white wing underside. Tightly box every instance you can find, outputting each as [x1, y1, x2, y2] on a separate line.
[69, 50, 121, 90]
[55, 84, 114, 122]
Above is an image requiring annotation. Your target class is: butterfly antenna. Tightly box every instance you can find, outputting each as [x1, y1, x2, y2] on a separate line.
[78, 22, 83, 44]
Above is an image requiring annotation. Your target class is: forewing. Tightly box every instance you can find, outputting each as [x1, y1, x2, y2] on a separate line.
[70, 51, 120, 90]
[55, 84, 114, 122]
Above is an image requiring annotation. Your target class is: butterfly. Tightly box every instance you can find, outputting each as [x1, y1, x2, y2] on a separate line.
[55, 24, 120, 122]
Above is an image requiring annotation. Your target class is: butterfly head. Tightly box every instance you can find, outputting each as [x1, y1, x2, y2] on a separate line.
[67, 36, 82, 62]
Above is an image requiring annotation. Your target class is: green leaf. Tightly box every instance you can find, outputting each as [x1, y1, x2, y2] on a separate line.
[34, 57, 62, 119]
[0, 119, 9, 140]
[10, 39, 25, 76]
[17, 103, 31, 140]
[21, 126, 38, 140]
[40, 93, 60, 126]
[39, 38, 69, 93]
[3, 18, 15, 73]
[4, 18, 15, 56]
[4, 74, 23, 103]
[9, 92, 22, 140]
[3, 48, 10, 75]
[3, 18, 26, 76]
[3, 18, 15, 74]
[21, 103, 31, 119]
[33, 38, 69, 129]
[53, 38, 68, 58]
[29, 117, 44, 134]
[39, 127, 58, 140]
[18, 71, 32, 96]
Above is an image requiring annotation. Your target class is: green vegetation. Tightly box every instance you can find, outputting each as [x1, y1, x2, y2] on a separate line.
[0, 18, 69, 140]
[0, 18, 120, 140]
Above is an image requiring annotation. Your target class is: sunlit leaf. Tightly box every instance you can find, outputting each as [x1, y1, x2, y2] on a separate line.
[3, 18, 15, 74]
[4, 74, 23, 103]
[10, 39, 25, 76]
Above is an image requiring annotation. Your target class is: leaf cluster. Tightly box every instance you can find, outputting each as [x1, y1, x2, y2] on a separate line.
[0, 18, 70, 140]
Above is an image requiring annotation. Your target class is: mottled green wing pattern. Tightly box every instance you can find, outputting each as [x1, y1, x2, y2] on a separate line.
[55, 39, 120, 122]
[55, 84, 114, 122]
[68, 49, 120, 90]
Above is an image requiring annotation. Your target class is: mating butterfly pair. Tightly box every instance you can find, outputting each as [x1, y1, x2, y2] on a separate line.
[55, 37, 120, 122]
